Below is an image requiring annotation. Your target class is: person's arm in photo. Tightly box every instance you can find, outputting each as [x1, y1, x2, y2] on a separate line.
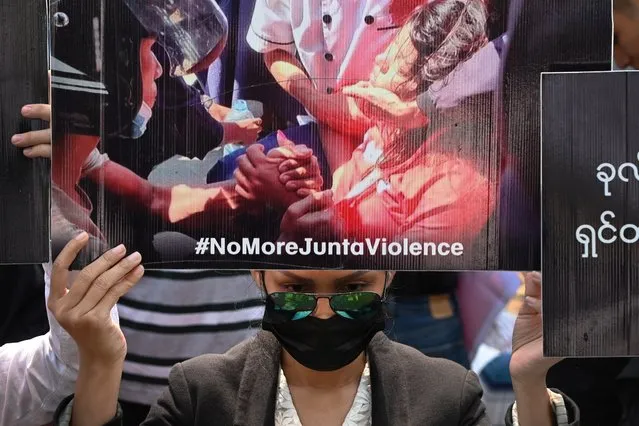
[87, 143, 320, 225]
[264, 50, 371, 136]
[11, 103, 248, 225]
[83, 157, 248, 224]
[156, 58, 263, 150]
[52, 233, 144, 426]
[246, 0, 370, 136]
[159, 67, 228, 157]
[342, 82, 428, 130]
[15, 103, 315, 226]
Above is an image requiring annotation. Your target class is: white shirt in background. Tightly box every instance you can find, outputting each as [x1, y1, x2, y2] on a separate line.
[275, 362, 372, 426]
[0, 265, 119, 426]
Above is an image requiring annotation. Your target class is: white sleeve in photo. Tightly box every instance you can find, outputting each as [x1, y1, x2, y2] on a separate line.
[246, 0, 297, 56]
[81, 147, 110, 176]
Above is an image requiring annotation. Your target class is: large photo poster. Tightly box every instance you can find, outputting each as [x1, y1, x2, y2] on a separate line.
[50, 0, 610, 270]
[0, 0, 50, 264]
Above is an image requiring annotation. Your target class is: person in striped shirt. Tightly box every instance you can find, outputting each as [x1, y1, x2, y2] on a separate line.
[116, 270, 264, 426]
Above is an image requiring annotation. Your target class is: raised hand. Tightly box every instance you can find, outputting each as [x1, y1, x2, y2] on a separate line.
[509, 272, 563, 383]
[48, 232, 144, 366]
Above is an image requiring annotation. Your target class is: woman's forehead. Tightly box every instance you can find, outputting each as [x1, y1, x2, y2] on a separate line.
[265, 270, 386, 282]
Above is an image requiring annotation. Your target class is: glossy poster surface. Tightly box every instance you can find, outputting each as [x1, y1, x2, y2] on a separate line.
[50, 0, 610, 269]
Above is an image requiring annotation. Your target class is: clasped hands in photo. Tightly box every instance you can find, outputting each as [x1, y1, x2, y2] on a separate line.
[9, 102, 328, 231]
[10, 78, 422, 240]
[232, 81, 429, 242]
[233, 131, 349, 243]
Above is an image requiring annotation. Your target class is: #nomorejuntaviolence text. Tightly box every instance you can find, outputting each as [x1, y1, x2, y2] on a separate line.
[194, 237, 464, 257]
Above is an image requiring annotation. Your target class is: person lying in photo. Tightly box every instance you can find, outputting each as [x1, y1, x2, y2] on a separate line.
[237, 0, 497, 252]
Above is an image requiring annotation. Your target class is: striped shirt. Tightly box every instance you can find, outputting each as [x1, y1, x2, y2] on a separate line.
[117, 270, 264, 405]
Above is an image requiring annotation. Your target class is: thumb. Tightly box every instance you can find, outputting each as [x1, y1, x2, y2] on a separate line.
[50, 232, 89, 301]
[276, 130, 295, 148]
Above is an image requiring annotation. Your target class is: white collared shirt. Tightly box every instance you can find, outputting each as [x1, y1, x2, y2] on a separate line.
[0, 265, 119, 426]
[247, 0, 403, 94]
[275, 362, 372, 426]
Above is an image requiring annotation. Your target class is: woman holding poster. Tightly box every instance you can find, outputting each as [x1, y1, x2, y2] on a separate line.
[52, 268, 576, 426]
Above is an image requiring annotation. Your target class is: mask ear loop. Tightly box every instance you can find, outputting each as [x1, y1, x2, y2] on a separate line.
[258, 270, 268, 301]
[381, 271, 391, 300]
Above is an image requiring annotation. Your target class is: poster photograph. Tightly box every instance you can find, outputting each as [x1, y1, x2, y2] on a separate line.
[541, 71, 639, 356]
[50, 0, 610, 270]
[0, 0, 50, 264]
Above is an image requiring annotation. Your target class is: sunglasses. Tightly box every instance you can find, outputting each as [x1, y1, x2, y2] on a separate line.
[266, 291, 383, 321]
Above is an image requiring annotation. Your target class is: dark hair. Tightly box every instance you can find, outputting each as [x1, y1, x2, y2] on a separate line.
[381, 0, 488, 168]
[409, 0, 488, 92]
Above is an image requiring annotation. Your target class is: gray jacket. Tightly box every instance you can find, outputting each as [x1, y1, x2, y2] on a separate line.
[55, 330, 579, 425]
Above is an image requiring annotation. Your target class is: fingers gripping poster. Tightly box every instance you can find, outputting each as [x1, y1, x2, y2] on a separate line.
[50, 0, 610, 270]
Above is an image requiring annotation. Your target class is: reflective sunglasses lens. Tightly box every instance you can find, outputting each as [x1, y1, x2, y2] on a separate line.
[331, 292, 381, 320]
[269, 292, 316, 321]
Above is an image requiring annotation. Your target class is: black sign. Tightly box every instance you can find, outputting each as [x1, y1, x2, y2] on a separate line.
[0, 0, 50, 264]
[542, 71, 639, 356]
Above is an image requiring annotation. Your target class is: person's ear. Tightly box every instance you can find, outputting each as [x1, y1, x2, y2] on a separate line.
[250, 270, 262, 288]
[381, 271, 395, 297]
[251, 270, 269, 299]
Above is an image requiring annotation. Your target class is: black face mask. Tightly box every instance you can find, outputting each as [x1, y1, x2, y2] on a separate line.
[261, 298, 386, 372]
